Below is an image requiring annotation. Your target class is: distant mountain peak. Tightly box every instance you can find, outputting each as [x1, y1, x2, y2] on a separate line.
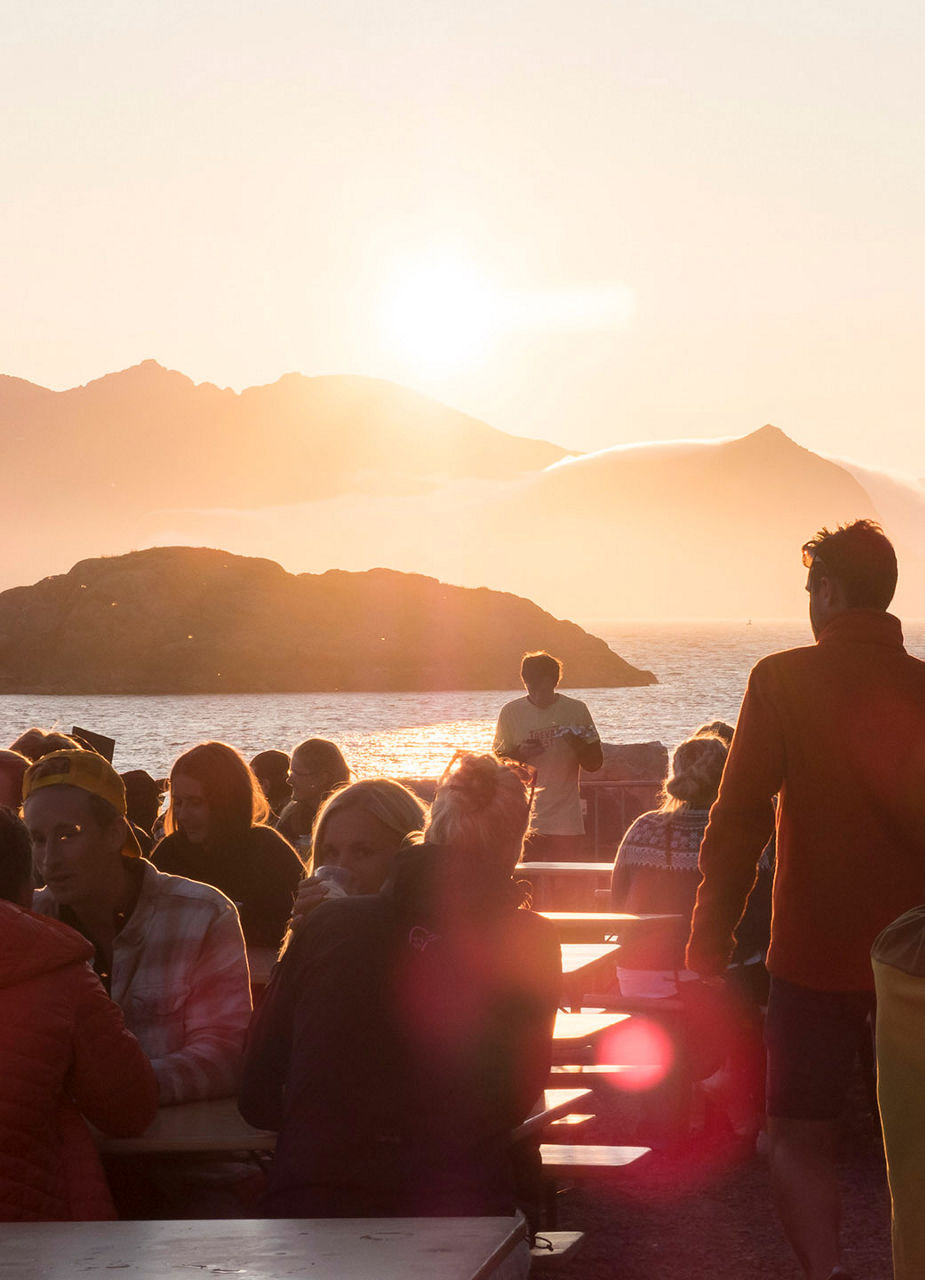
[744, 423, 790, 443]
[78, 359, 196, 394]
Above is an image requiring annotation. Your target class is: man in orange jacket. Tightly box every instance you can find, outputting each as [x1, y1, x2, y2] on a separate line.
[687, 519, 925, 1280]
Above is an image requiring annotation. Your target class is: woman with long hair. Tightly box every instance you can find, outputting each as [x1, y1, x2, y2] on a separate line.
[281, 777, 428, 948]
[153, 741, 304, 948]
[240, 751, 560, 1246]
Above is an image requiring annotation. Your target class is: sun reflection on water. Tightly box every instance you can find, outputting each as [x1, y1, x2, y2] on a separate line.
[341, 717, 496, 779]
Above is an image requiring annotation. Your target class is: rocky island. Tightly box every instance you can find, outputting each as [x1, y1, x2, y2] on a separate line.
[0, 547, 657, 694]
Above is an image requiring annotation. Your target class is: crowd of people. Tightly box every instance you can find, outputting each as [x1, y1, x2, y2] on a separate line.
[1, 518, 924, 1280]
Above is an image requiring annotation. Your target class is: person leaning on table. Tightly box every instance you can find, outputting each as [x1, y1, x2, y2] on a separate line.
[24, 749, 252, 1105]
[0, 806, 157, 1221]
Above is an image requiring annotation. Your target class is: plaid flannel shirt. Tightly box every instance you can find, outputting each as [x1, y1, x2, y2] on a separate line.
[35, 861, 252, 1105]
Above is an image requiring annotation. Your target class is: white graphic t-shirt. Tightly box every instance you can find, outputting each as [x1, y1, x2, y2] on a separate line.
[493, 693, 600, 836]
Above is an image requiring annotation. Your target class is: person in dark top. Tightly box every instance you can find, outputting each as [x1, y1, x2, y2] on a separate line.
[0, 751, 29, 812]
[249, 750, 291, 820]
[120, 769, 165, 857]
[276, 738, 351, 857]
[153, 741, 304, 948]
[239, 751, 561, 1230]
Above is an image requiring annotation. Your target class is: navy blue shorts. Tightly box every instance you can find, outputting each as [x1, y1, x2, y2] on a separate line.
[764, 975, 875, 1121]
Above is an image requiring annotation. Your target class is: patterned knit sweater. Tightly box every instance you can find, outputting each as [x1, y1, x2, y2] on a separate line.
[610, 809, 708, 993]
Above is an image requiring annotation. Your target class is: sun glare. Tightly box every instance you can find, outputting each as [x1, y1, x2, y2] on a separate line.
[380, 252, 635, 377]
[381, 256, 502, 375]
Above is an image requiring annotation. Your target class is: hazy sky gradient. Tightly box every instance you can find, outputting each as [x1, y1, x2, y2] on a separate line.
[5, 1, 924, 472]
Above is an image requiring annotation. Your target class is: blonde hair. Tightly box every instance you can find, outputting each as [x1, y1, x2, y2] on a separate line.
[426, 752, 531, 867]
[660, 734, 728, 813]
[309, 778, 427, 873]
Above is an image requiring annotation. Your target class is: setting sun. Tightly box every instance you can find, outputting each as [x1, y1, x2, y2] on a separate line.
[380, 255, 503, 375]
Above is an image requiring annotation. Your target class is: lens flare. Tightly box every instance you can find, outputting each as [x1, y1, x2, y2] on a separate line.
[595, 1017, 676, 1092]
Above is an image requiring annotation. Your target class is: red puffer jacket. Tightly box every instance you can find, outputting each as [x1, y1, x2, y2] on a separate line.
[0, 902, 159, 1221]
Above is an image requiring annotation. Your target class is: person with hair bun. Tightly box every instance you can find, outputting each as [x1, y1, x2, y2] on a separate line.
[240, 751, 560, 1252]
[611, 733, 729, 997]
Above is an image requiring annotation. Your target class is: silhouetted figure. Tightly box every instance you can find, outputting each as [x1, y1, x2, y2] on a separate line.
[153, 741, 304, 948]
[693, 719, 735, 745]
[250, 749, 292, 819]
[120, 769, 164, 857]
[10, 728, 83, 762]
[493, 651, 603, 861]
[687, 520, 925, 1280]
[240, 752, 560, 1251]
[0, 750, 29, 811]
[276, 738, 351, 856]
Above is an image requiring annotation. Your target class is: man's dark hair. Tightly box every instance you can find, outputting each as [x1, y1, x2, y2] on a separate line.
[520, 651, 562, 685]
[802, 519, 897, 610]
[0, 806, 34, 903]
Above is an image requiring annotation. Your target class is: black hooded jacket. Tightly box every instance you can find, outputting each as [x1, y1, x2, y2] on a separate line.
[239, 842, 561, 1217]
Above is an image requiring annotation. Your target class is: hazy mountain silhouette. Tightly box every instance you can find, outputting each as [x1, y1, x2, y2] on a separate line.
[0, 547, 656, 693]
[3, 360, 923, 619]
[136, 422, 925, 620]
[489, 424, 925, 618]
[0, 361, 567, 505]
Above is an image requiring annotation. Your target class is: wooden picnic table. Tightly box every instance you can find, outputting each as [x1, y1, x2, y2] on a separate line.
[0, 1216, 527, 1279]
[518, 861, 615, 911]
[94, 1095, 275, 1156]
[560, 942, 620, 1010]
[519, 861, 615, 877]
[512, 1087, 594, 1143]
[541, 910, 682, 942]
[98, 1088, 594, 1158]
[553, 1009, 630, 1045]
[560, 941, 620, 976]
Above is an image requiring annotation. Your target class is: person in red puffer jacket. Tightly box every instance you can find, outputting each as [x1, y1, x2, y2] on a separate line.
[0, 808, 158, 1221]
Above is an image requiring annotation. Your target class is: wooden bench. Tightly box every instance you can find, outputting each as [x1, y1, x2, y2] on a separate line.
[539, 1143, 651, 1228]
[540, 1142, 650, 1174]
[531, 1230, 586, 1264]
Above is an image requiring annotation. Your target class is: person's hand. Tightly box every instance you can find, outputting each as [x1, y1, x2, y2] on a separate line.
[516, 739, 544, 761]
[288, 876, 333, 930]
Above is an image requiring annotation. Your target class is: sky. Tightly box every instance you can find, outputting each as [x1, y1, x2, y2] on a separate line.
[4, 0, 925, 476]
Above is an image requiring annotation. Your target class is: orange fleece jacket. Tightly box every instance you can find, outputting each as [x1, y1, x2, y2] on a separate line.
[687, 610, 925, 991]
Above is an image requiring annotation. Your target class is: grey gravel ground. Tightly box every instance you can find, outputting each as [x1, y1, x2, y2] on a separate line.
[537, 1091, 891, 1279]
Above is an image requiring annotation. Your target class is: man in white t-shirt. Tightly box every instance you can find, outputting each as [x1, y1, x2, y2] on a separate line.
[493, 651, 603, 860]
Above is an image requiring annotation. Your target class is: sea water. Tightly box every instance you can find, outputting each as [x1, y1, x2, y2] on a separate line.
[2, 619, 922, 778]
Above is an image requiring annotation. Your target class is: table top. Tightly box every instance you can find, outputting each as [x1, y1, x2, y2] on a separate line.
[543, 911, 681, 925]
[512, 1087, 594, 1143]
[560, 942, 620, 975]
[98, 1087, 596, 1158]
[553, 1009, 630, 1044]
[0, 1217, 526, 1280]
[542, 910, 682, 939]
[94, 1095, 276, 1156]
[519, 861, 614, 875]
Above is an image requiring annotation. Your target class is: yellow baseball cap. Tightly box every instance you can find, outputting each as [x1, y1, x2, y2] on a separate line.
[23, 749, 143, 857]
